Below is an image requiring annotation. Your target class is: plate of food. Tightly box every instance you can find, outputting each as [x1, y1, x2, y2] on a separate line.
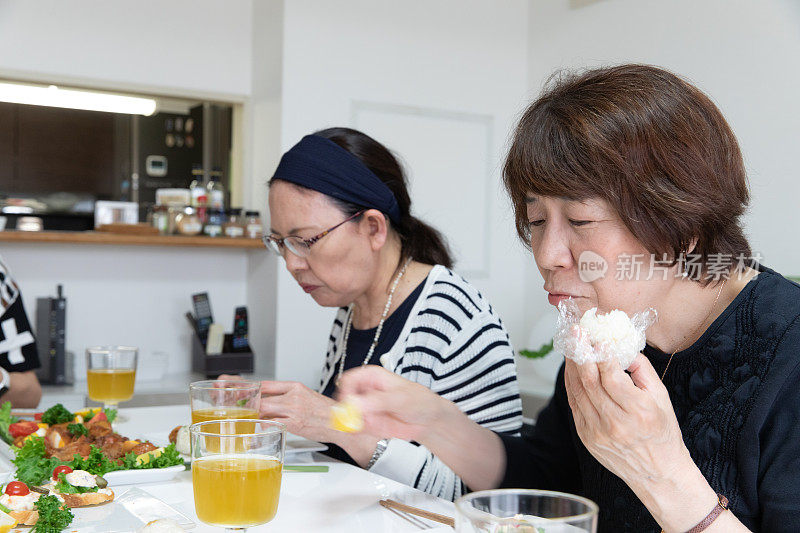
[0, 402, 186, 488]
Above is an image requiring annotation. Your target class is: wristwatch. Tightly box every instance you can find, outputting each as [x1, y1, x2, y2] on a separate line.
[0, 367, 10, 397]
[366, 438, 389, 470]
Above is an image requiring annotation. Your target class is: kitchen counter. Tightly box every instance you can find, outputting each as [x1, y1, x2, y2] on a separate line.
[0, 230, 263, 249]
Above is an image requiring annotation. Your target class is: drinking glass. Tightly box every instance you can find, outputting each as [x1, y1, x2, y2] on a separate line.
[189, 380, 261, 425]
[190, 419, 285, 531]
[86, 345, 138, 412]
[455, 489, 598, 533]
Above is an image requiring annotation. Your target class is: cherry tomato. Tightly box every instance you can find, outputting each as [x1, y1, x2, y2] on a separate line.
[4, 481, 29, 496]
[33, 412, 43, 422]
[8, 421, 39, 438]
[52, 465, 73, 481]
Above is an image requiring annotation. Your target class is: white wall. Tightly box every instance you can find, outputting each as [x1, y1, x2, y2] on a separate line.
[523, 0, 800, 342]
[273, 0, 531, 386]
[0, 244, 250, 380]
[0, 1, 281, 382]
[0, 0, 253, 98]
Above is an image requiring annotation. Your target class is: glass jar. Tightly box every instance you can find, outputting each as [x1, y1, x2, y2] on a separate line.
[244, 210, 263, 239]
[204, 209, 225, 238]
[175, 206, 203, 236]
[223, 208, 245, 238]
[148, 205, 170, 235]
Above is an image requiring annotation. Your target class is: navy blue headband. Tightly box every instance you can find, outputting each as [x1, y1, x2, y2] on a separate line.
[271, 134, 402, 224]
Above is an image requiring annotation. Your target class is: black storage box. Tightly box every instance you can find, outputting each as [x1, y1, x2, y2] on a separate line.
[191, 332, 253, 378]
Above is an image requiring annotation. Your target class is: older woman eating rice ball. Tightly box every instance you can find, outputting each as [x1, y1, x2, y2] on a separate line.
[337, 64, 800, 532]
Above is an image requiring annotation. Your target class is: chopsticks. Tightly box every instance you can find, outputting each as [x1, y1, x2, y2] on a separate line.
[379, 499, 455, 528]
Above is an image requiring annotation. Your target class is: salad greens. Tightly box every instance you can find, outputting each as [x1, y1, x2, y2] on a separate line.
[0, 401, 19, 444]
[67, 423, 88, 438]
[102, 407, 118, 424]
[68, 445, 122, 476]
[12, 437, 61, 486]
[54, 473, 97, 494]
[31, 494, 74, 533]
[40, 404, 74, 425]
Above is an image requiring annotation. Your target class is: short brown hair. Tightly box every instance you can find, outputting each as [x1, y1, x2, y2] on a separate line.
[503, 64, 751, 283]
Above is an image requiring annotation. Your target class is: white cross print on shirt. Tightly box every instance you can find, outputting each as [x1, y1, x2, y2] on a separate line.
[0, 318, 34, 365]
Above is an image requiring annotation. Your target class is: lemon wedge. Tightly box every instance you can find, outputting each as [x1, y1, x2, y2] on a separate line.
[0, 509, 17, 532]
[136, 447, 165, 466]
[330, 400, 364, 433]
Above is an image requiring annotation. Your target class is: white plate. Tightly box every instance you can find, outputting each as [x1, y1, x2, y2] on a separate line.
[103, 464, 186, 486]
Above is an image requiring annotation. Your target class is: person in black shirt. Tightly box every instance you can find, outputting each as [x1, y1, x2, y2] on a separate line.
[0, 256, 42, 407]
[338, 65, 796, 532]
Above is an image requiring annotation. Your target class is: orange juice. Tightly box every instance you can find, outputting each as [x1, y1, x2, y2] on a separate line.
[191, 408, 260, 452]
[192, 454, 282, 527]
[191, 406, 259, 425]
[87, 369, 136, 403]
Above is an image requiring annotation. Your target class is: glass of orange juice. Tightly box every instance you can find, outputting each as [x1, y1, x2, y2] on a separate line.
[189, 380, 261, 426]
[190, 419, 285, 531]
[86, 345, 138, 411]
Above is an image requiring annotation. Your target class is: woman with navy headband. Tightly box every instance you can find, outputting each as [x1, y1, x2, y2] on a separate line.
[252, 127, 522, 500]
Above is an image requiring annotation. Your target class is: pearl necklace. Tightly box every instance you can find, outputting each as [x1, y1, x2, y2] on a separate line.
[336, 258, 412, 385]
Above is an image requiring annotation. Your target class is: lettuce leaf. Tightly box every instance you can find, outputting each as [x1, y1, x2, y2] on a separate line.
[0, 401, 19, 444]
[55, 473, 98, 494]
[12, 437, 62, 486]
[68, 446, 120, 476]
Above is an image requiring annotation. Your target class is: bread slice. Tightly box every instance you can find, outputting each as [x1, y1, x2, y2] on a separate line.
[8, 509, 38, 526]
[61, 489, 114, 508]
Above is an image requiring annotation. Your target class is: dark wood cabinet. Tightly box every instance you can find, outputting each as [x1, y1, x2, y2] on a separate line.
[0, 102, 130, 198]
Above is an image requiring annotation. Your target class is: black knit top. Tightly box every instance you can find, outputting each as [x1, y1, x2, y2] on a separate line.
[501, 265, 800, 532]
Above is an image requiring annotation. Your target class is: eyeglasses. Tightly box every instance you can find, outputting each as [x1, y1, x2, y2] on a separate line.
[263, 210, 365, 258]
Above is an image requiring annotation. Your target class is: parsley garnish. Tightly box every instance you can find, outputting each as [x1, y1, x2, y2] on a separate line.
[41, 404, 74, 425]
[31, 494, 73, 532]
[67, 423, 88, 437]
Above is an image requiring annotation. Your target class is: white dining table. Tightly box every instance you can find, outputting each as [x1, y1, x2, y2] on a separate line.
[62, 404, 457, 532]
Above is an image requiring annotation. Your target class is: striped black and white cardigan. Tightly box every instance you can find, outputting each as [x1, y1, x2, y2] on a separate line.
[319, 265, 523, 501]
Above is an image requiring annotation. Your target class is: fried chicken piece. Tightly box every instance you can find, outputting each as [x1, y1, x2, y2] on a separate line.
[46, 423, 74, 448]
[130, 441, 157, 456]
[102, 440, 126, 460]
[88, 420, 113, 439]
[121, 439, 141, 454]
[168, 426, 182, 444]
[51, 439, 92, 461]
[95, 433, 125, 448]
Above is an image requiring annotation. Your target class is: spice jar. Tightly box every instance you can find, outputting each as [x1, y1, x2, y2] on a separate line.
[148, 205, 170, 235]
[244, 210, 263, 239]
[223, 208, 245, 238]
[204, 209, 225, 238]
[175, 206, 203, 235]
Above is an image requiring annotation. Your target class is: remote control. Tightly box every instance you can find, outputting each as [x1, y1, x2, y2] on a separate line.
[192, 292, 213, 345]
[232, 306, 248, 351]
